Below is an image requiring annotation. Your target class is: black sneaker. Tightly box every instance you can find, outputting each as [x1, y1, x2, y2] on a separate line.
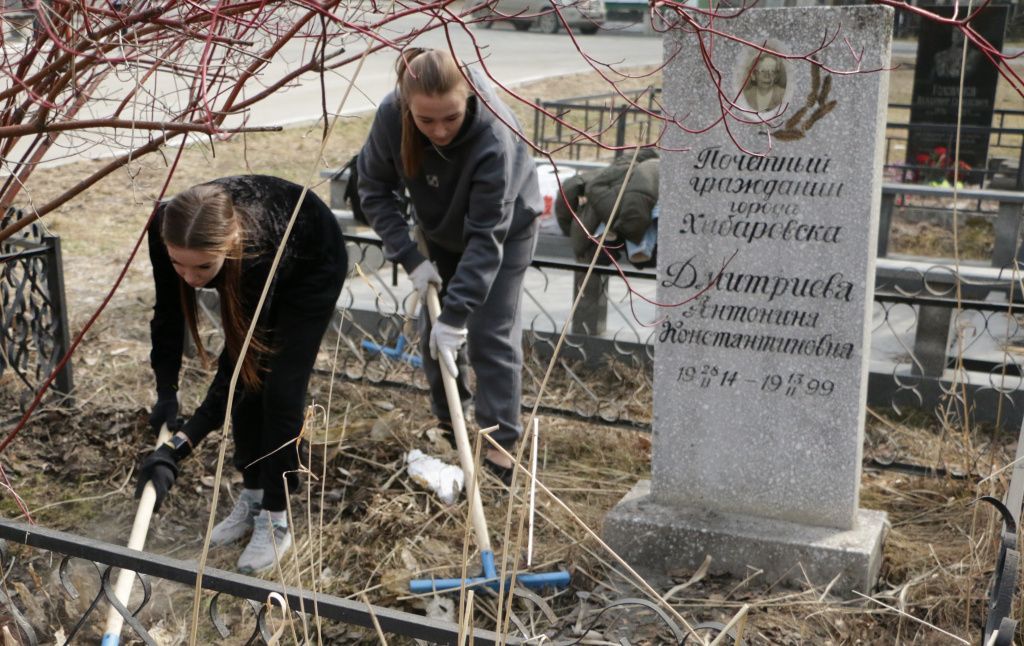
[436, 421, 457, 450]
[483, 458, 514, 486]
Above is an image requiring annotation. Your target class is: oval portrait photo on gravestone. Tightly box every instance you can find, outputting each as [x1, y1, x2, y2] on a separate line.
[738, 45, 789, 114]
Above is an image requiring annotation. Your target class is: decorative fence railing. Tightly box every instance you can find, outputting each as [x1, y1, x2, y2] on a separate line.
[531, 90, 1024, 189]
[0, 207, 73, 407]
[323, 164, 1024, 432]
[0, 517, 512, 645]
[331, 233, 1024, 433]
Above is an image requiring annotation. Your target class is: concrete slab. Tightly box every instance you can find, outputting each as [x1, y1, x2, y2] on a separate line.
[603, 480, 889, 597]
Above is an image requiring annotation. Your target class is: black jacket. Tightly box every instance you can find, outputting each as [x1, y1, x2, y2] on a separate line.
[148, 175, 345, 445]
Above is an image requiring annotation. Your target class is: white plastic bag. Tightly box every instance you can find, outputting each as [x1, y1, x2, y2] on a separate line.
[535, 163, 577, 235]
[406, 449, 464, 505]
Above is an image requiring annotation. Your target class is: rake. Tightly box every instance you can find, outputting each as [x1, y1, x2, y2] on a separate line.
[101, 425, 172, 645]
[361, 333, 422, 368]
[409, 285, 570, 594]
[361, 291, 422, 368]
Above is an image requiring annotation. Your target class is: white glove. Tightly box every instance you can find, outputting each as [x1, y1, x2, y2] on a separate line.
[409, 261, 443, 302]
[430, 320, 468, 378]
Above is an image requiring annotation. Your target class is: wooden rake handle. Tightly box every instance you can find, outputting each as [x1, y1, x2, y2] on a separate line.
[425, 286, 493, 554]
[101, 424, 172, 644]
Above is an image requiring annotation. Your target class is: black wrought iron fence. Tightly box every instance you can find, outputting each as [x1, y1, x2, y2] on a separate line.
[533, 90, 1024, 188]
[532, 89, 664, 161]
[0, 207, 73, 406]
[331, 231, 1024, 434]
[0, 517, 510, 645]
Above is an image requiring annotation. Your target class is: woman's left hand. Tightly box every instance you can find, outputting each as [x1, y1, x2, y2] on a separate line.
[135, 445, 180, 512]
[135, 434, 192, 512]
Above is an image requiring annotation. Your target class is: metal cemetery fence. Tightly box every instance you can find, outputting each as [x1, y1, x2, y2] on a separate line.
[326, 172, 1024, 433]
[0, 515, 724, 644]
[532, 90, 1024, 189]
[334, 232, 1024, 432]
[0, 207, 73, 404]
[0, 517, 512, 645]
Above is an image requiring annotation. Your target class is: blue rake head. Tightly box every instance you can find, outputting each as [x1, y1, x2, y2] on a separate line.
[361, 333, 422, 368]
[409, 550, 570, 594]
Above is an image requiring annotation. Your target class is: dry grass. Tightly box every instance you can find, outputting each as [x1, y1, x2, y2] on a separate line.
[1, 65, 1022, 644]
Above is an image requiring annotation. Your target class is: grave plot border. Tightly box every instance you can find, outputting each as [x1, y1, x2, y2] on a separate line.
[0, 517, 514, 645]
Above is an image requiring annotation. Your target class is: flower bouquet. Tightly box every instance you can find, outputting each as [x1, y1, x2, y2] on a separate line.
[913, 145, 972, 188]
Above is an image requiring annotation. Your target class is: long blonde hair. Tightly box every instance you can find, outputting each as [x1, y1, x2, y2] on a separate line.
[162, 184, 267, 390]
[395, 48, 469, 176]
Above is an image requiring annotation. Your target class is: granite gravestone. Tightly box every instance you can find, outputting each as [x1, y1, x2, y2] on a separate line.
[907, 5, 1008, 184]
[604, 6, 892, 595]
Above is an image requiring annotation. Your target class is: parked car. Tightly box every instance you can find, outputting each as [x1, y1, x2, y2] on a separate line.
[470, 0, 606, 34]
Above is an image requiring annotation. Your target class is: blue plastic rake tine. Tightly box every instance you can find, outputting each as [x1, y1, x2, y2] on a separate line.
[361, 334, 422, 368]
[409, 550, 570, 594]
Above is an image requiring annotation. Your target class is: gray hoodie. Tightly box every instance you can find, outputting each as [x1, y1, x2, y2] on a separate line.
[357, 68, 541, 328]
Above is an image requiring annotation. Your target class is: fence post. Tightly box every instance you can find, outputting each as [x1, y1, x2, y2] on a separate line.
[878, 191, 895, 258]
[992, 199, 1024, 268]
[1017, 139, 1024, 191]
[42, 234, 74, 398]
[571, 272, 607, 335]
[910, 305, 952, 379]
[329, 168, 349, 210]
[533, 97, 542, 152]
[613, 105, 628, 158]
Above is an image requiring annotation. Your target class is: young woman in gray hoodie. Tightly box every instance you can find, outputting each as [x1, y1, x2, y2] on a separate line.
[357, 48, 541, 481]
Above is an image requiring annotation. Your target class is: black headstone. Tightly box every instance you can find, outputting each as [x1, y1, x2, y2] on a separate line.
[906, 5, 1008, 185]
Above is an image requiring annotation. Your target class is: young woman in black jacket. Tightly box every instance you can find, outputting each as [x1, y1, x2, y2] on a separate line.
[139, 175, 346, 573]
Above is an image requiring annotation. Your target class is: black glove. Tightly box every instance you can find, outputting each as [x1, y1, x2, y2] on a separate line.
[135, 439, 189, 512]
[149, 390, 181, 433]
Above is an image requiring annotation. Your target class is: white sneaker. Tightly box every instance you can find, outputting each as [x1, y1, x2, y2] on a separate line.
[237, 510, 292, 574]
[210, 492, 261, 546]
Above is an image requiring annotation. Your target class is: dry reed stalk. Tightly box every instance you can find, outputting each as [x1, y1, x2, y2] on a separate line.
[460, 589, 476, 646]
[483, 436, 705, 644]
[496, 141, 651, 645]
[359, 592, 389, 645]
[708, 604, 749, 646]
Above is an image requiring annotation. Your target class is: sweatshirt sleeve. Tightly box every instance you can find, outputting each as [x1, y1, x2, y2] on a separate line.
[357, 104, 427, 273]
[150, 209, 231, 447]
[147, 213, 184, 397]
[181, 350, 232, 446]
[438, 142, 513, 328]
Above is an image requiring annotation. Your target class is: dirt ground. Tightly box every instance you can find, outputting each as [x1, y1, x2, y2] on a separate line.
[1, 64, 1022, 644]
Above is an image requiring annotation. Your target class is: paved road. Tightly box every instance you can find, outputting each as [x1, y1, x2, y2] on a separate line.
[248, 18, 665, 128]
[11, 16, 663, 166]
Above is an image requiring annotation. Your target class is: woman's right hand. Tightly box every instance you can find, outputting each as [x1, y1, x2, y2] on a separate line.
[430, 320, 468, 378]
[409, 261, 443, 302]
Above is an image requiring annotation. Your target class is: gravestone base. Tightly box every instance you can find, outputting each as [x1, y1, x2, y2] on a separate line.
[603, 480, 889, 597]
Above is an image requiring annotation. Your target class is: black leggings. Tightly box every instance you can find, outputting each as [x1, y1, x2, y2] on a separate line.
[230, 253, 346, 511]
